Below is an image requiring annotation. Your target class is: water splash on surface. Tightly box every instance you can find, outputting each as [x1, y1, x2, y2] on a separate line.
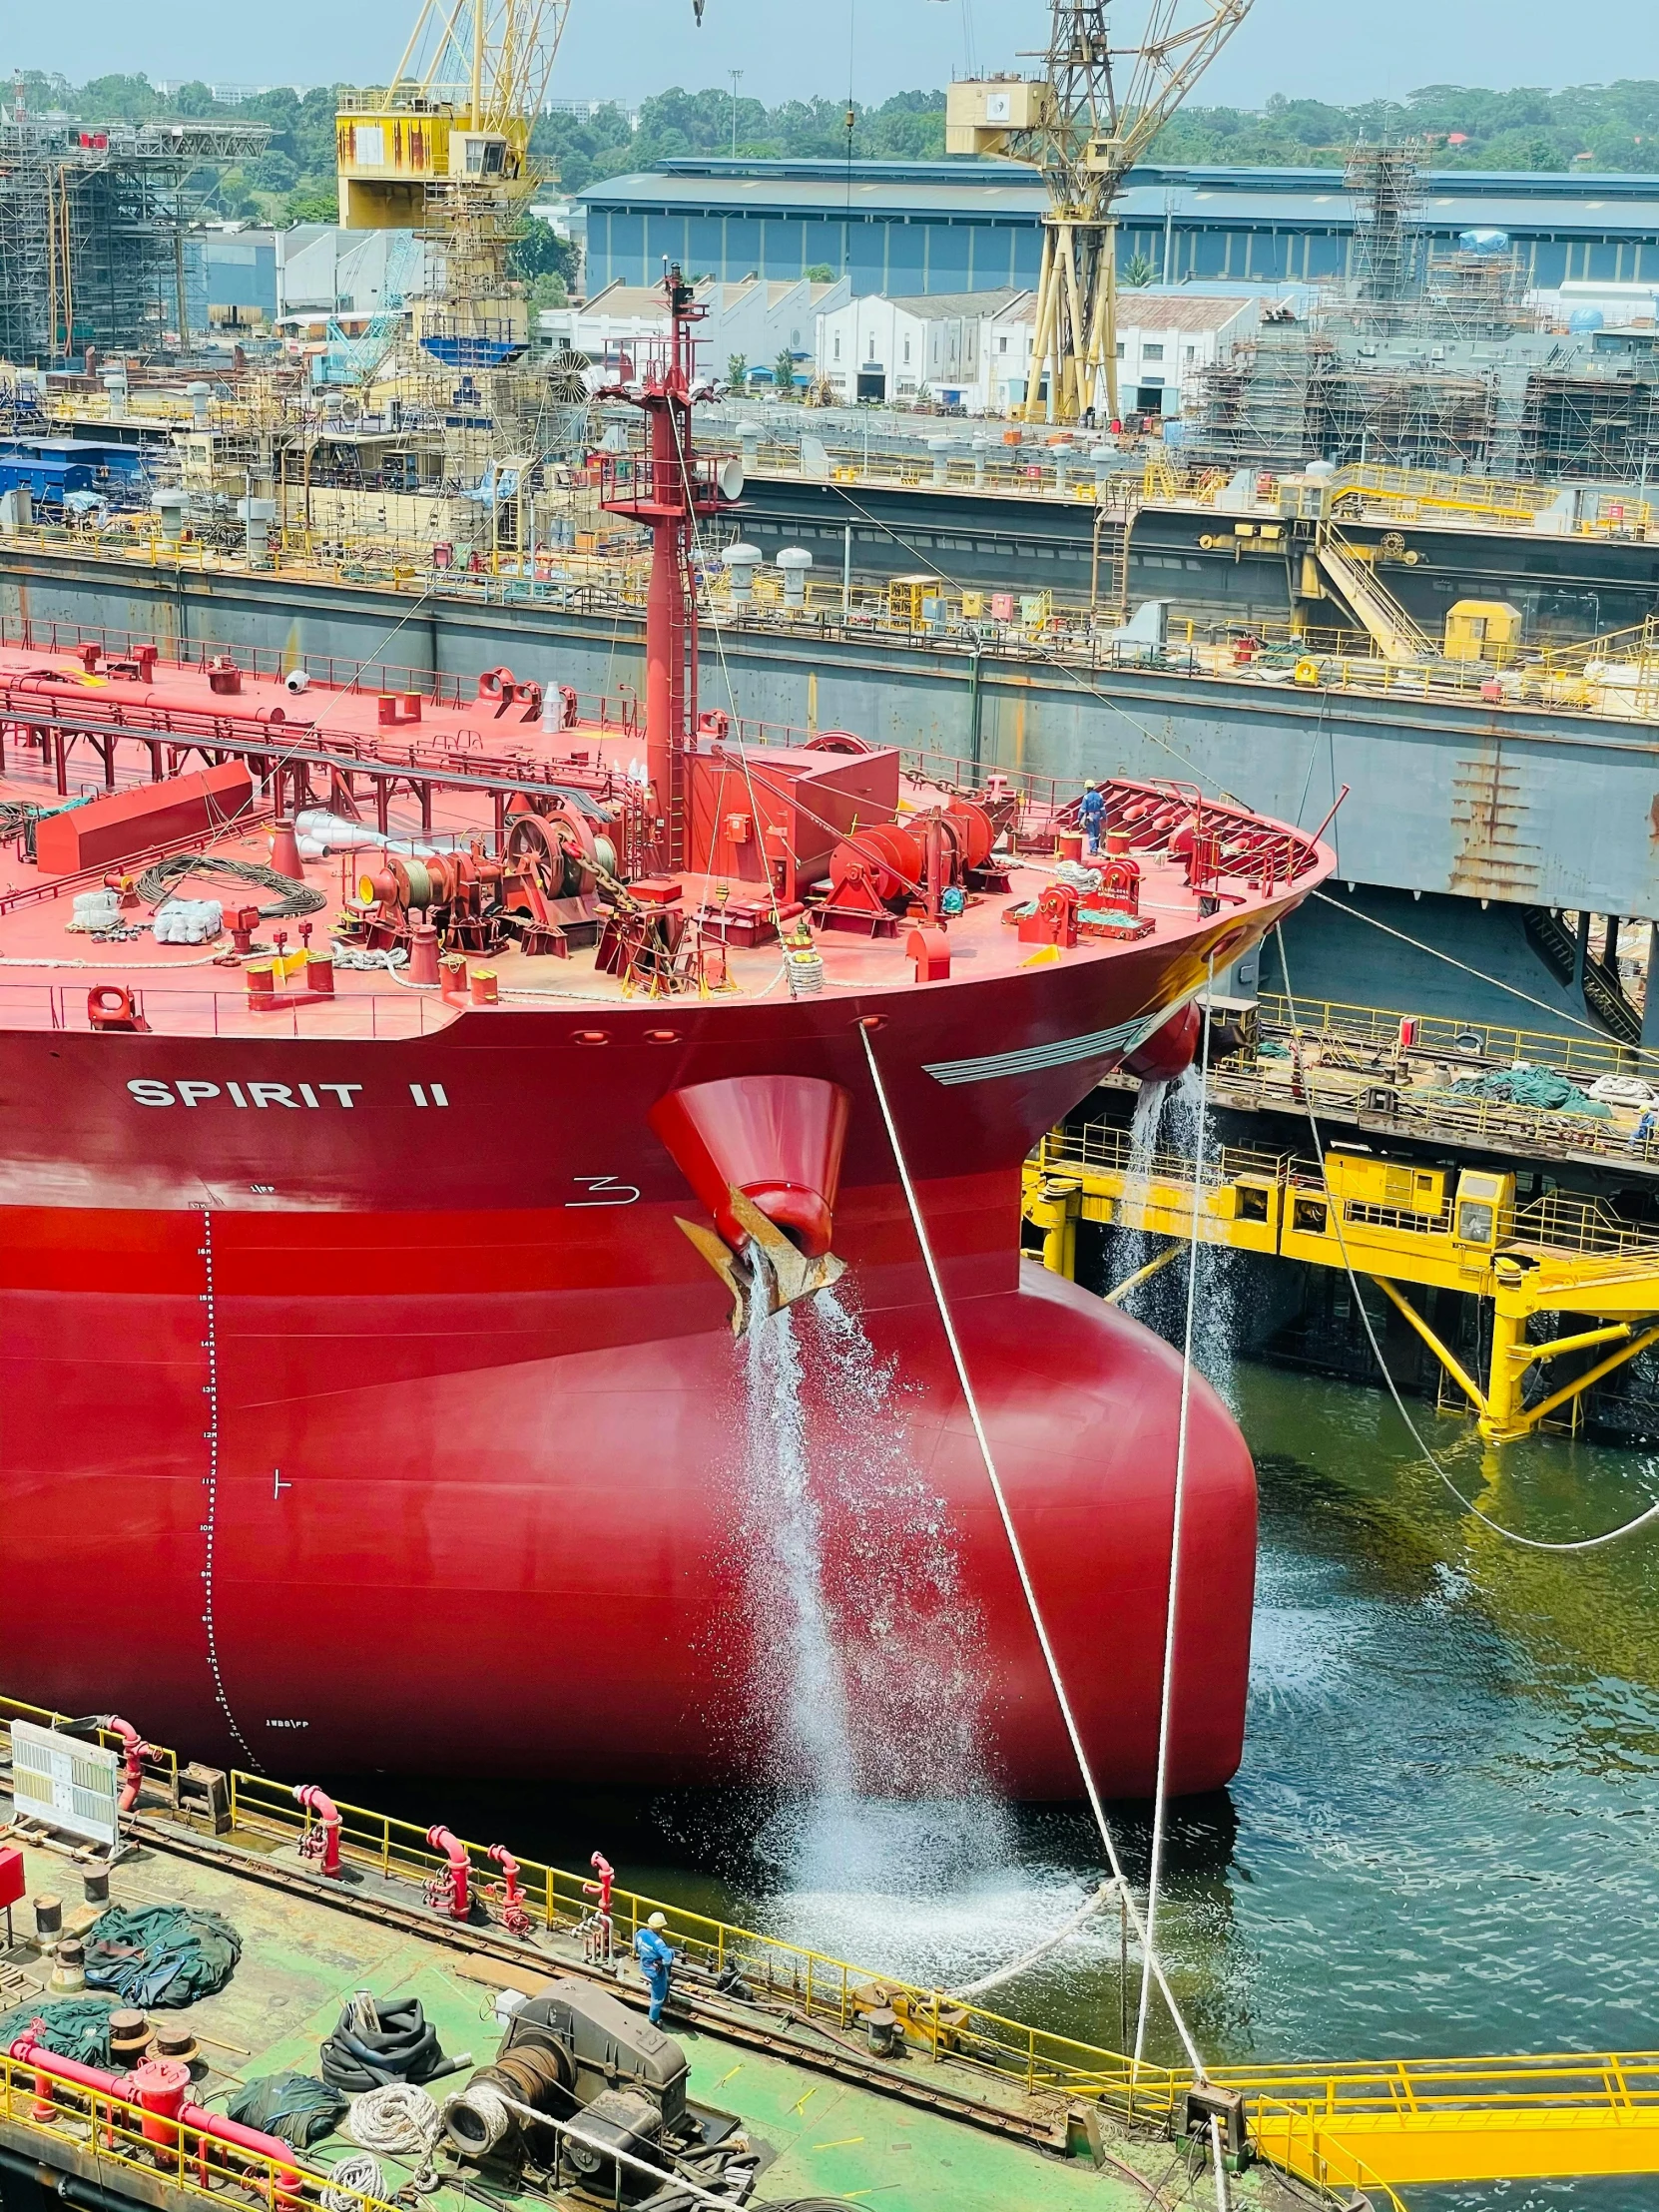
[734, 1271, 1012, 1902]
[738, 1280, 858, 1804]
[1115, 1066, 1239, 1408]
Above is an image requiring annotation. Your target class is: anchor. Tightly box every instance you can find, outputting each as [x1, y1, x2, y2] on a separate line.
[650, 1073, 852, 1332]
[678, 1186, 845, 1334]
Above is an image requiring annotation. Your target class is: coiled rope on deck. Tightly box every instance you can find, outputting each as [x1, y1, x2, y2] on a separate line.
[321, 2154, 384, 2212]
[344, 2083, 441, 2154]
[137, 851, 326, 920]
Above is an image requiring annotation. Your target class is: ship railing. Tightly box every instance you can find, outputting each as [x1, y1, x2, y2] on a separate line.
[1, 1691, 1634, 2203]
[1204, 1053, 1659, 1179]
[1256, 990, 1650, 1085]
[0, 614, 1324, 870]
[0, 981, 451, 1039]
[1039, 1115, 1659, 1268]
[1, 1891, 1412, 2208]
[1038, 1124, 1284, 1195]
[0, 606, 648, 739]
[214, 1765, 1189, 2122]
[1229, 2087, 1412, 2210]
[6, 525, 1659, 728]
[0, 2051, 403, 2212]
[1210, 2049, 1659, 2115]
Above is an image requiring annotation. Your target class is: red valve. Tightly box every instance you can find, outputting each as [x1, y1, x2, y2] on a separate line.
[425, 1826, 470, 1920]
[292, 1785, 341, 1877]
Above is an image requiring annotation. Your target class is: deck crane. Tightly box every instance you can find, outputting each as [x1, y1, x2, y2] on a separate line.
[946, 0, 1253, 425]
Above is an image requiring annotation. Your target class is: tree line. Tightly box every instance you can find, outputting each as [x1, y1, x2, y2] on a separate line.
[15, 68, 1659, 238]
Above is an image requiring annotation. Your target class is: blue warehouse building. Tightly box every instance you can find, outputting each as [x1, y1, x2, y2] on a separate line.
[580, 156, 1659, 297]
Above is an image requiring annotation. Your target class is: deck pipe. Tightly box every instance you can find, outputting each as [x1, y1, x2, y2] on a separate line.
[9, 2041, 302, 2186]
[426, 1826, 470, 1919]
[486, 1843, 525, 1915]
[292, 1784, 342, 1876]
[98, 1719, 147, 1814]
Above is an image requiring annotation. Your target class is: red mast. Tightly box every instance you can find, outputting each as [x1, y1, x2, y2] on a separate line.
[598, 265, 726, 870]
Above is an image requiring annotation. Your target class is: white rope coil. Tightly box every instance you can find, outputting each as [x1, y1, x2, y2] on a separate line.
[345, 2082, 441, 2157]
[322, 2153, 384, 2212]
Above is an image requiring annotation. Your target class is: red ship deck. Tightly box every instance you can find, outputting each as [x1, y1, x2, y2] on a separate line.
[0, 632, 1332, 1804]
[0, 641, 1304, 1031]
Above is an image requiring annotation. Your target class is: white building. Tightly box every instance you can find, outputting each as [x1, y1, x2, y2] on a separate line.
[817, 286, 1266, 418]
[276, 227, 421, 322]
[541, 276, 849, 384]
[816, 289, 1024, 408]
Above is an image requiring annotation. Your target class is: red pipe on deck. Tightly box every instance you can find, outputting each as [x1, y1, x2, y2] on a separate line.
[426, 1825, 470, 1918]
[100, 1717, 148, 1813]
[9, 2040, 301, 2176]
[292, 1784, 341, 1876]
[486, 1843, 523, 1904]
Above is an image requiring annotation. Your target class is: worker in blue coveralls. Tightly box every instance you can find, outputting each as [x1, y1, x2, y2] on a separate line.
[1079, 780, 1105, 854]
[635, 1911, 676, 2024]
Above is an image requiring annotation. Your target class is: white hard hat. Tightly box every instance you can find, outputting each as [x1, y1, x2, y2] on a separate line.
[648, 1911, 667, 1931]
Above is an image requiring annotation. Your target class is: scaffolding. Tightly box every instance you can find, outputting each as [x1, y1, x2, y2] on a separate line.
[1342, 140, 1424, 334]
[1519, 367, 1659, 481]
[1183, 321, 1335, 468]
[1322, 360, 1496, 471]
[0, 116, 269, 364]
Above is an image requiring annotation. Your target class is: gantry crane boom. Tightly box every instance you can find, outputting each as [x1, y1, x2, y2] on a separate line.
[947, 0, 1253, 424]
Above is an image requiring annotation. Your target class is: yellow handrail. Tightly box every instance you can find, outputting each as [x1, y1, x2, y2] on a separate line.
[0, 1694, 1185, 2127]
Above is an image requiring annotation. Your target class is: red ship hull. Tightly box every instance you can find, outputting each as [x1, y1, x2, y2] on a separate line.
[3, 935, 1261, 1800]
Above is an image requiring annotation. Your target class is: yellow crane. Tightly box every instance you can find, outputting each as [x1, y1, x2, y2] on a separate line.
[334, 0, 570, 233]
[947, 0, 1253, 424]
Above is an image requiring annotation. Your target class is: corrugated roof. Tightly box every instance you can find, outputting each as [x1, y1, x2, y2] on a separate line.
[879, 287, 1027, 317]
[654, 155, 1659, 207]
[580, 168, 1659, 238]
[1113, 292, 1257, 329]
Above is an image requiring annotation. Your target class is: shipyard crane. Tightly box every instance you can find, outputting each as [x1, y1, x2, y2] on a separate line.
[334, 0, 570, 234]
[946, 0, 1253, 424]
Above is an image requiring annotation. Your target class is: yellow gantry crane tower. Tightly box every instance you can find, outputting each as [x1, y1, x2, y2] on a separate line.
[947, 0, 1253, 424]
[335, 0, 569, 234]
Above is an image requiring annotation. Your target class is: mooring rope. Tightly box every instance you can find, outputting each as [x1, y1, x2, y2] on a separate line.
[857, 1017, 1207, 2076]
[1134, 953, 1218, 2071]
[948, 1880, 1117, 1999]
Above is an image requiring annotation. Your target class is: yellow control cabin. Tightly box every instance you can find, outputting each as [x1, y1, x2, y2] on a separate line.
[335, 96, 531, 228]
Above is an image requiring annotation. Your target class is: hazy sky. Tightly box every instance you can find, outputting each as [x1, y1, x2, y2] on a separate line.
[10, 0, 1654, 111]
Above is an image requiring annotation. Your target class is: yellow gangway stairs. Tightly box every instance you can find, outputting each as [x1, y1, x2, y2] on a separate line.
[1217, 2051, 1659, 2189]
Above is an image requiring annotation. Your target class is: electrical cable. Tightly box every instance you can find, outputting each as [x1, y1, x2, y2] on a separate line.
[1275, 918, 1659, 1553]
[1134, 951, 1216, 2071]
[857, 1018, 1206, 2077]
[322, 1997, 444, 2094]
[138, 851, 327, 919]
